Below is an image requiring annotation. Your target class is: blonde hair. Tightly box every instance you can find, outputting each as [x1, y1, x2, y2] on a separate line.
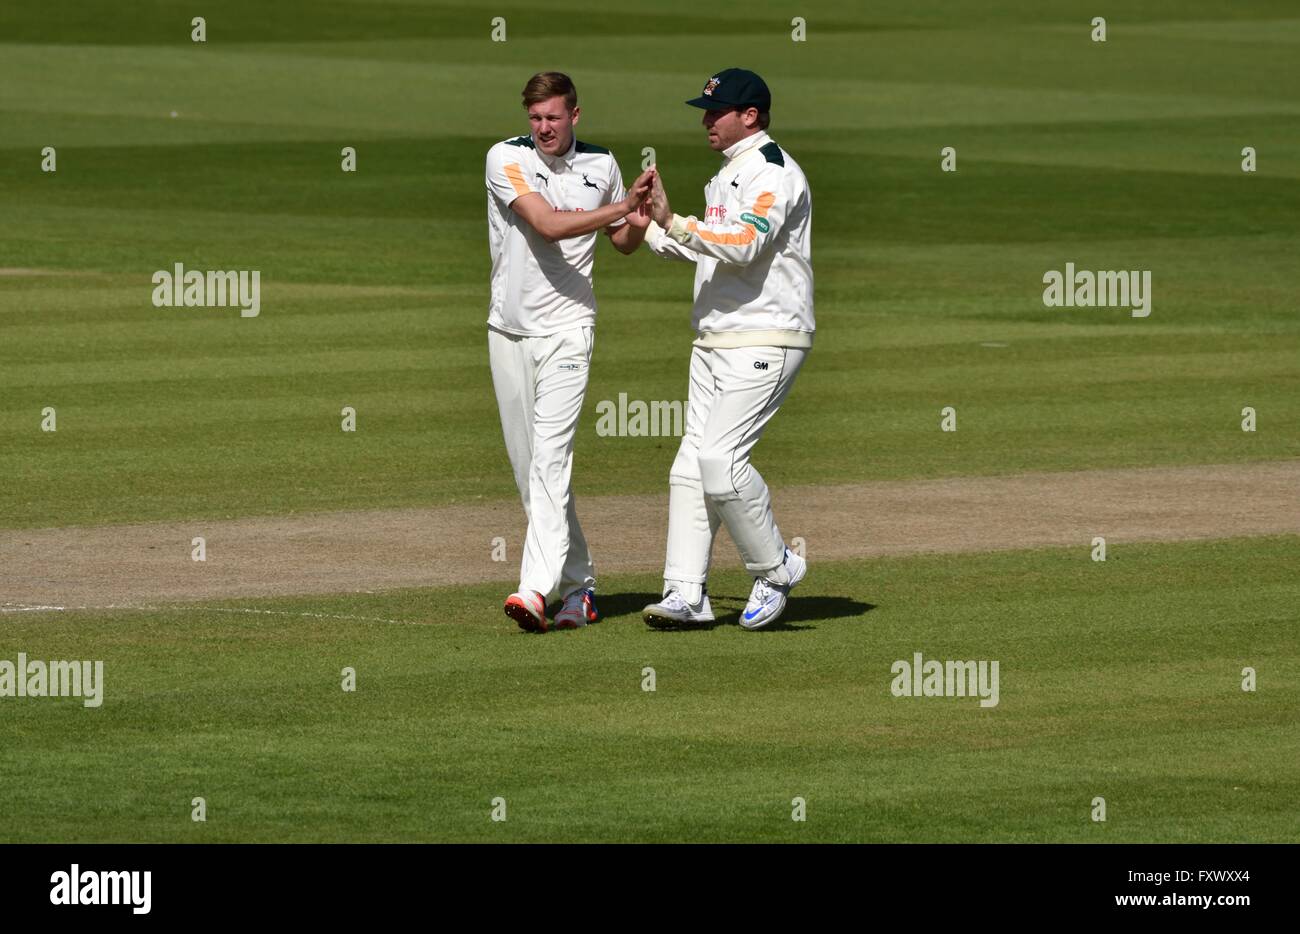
[522, 72, 577, 110]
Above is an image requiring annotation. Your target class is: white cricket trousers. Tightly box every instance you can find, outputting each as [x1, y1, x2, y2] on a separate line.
[663, 343, 808, 603]
[488, 325, 596, 600]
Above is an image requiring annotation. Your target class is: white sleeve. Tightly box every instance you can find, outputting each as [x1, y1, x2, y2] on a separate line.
[664, 162, 787, 267]
[604, 154, 627, 228]
[485, 143, 534, 208]
[645, 220, 698, 263]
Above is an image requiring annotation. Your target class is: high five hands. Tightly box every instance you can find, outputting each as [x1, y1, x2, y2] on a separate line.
[622, 166, 671, 230]
[623, 166, 655, 213]
[648, 168, 671, 228]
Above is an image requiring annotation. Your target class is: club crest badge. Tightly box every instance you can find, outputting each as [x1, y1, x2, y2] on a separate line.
[702, 77, 721, 96]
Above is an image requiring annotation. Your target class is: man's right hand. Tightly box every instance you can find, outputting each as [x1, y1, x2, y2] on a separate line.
[624, 200, 652, 230]
[623, 167, 656, 213]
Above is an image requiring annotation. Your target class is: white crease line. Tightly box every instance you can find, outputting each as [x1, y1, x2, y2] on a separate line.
[193, 606, 416, 625]
[1, 602, 413, 625]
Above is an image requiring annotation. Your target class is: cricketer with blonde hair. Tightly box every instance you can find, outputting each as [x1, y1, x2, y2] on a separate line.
[483, 71, 656, 632]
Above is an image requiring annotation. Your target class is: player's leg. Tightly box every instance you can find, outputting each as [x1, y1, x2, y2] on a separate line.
[696, 346, 808, 614]
[520, 326, 591, 609]
[663, 345, 723, 604]
[552, 495, 598, 628]
[554, 328, 599, 629]
[488, 328, 537, 507]
[488, 328, 549, 631]
[557, 495, 595, 593]
[644, 345, 721, 627]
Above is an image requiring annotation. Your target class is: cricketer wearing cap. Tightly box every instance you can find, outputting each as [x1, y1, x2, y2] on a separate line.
[485, 71, 656, 633]
[641, 68, 814, 631]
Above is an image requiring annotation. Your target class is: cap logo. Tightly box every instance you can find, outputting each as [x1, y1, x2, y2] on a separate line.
[702, 77, 720, 96]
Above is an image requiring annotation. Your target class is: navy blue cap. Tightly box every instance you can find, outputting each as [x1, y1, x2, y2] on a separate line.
[686, 68, 771, 112]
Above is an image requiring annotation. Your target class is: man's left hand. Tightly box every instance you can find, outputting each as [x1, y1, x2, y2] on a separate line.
[650, 169, 672, 228]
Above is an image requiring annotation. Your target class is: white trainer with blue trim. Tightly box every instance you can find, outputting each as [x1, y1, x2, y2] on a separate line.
[740, 548, 807, 630]
[643, 589, 715, 629]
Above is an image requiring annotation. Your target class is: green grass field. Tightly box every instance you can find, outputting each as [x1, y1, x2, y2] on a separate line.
[2, 1, 1298, 842]
[3, 537, 1297, 842]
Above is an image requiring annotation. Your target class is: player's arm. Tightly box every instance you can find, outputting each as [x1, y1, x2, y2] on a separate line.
[651, 165, 788, 267]
[607, 201, 652, 255]
[643, 218, 699, 263]
[602, 160, 649, 255]
[510, 191, 628, 243]
[509, 167, 655, 244]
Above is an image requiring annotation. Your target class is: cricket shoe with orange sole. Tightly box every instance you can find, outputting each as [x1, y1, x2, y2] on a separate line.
[504, 590, 548, 633]
[553, 588, 598, 629]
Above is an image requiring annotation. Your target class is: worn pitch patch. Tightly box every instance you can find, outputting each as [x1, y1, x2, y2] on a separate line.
[2, 460, 1296, 607]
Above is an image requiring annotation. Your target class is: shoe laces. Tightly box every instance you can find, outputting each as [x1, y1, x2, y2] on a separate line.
[751, 577, 779, 606]
[660, 589, 691, 611]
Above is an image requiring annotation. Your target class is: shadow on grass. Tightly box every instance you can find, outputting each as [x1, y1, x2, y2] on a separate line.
[593, 592, 875, 633]
[713, 595, 876, 632]
[589, 592, 662, 621]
